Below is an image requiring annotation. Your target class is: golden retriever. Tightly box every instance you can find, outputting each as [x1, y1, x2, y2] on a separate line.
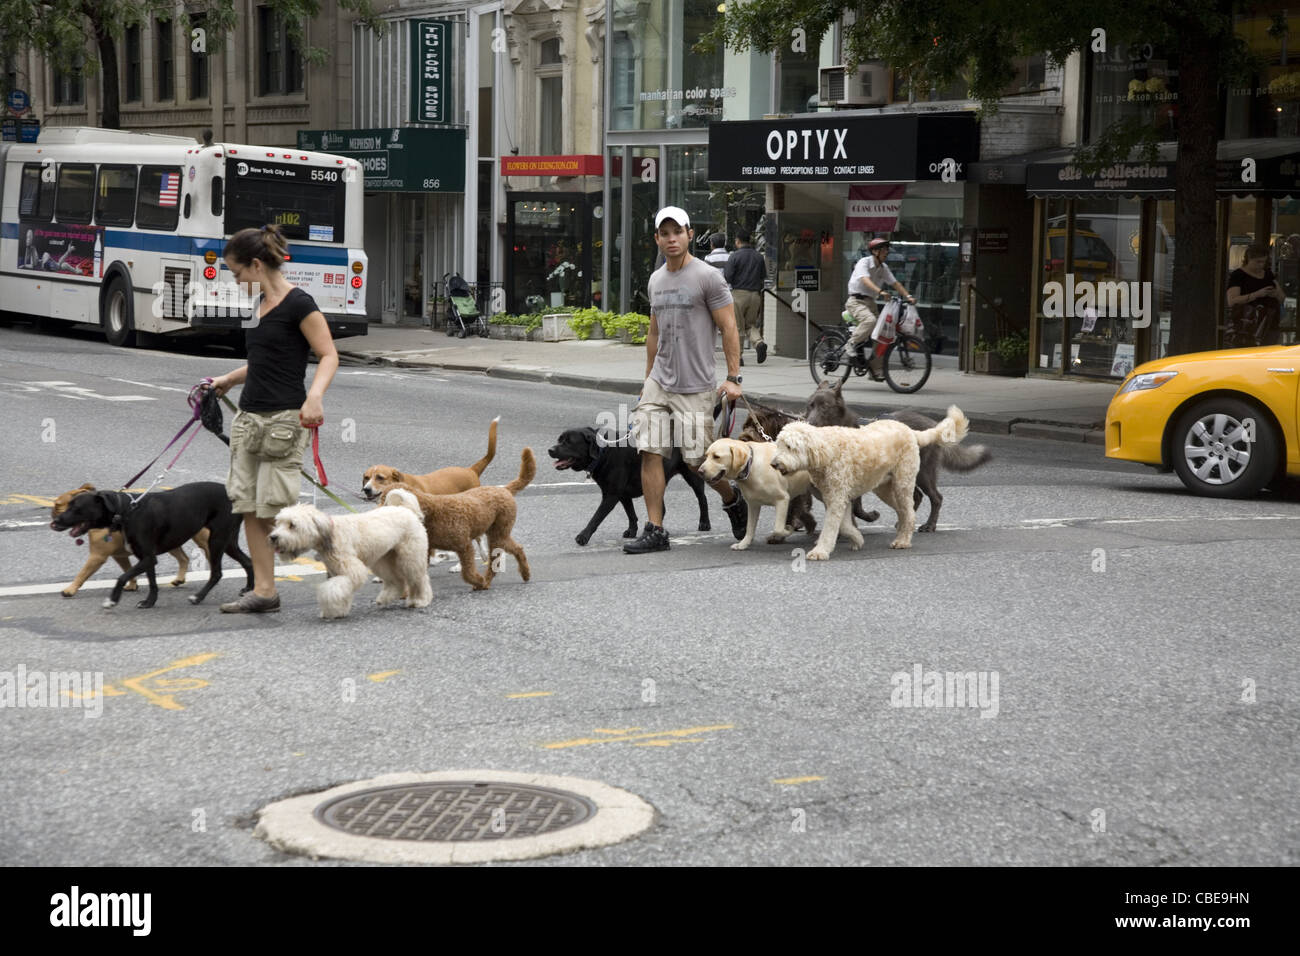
[361, 417, 498, 499]
[699, 439, 814, 550]
[771, 406, 970, 559]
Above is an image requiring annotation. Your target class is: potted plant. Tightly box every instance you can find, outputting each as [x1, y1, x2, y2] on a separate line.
[547, 261, 578, 308]
[975, 329, 1029, 375]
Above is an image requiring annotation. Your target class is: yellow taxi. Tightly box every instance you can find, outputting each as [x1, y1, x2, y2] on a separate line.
[1105, 344, 1300, 497]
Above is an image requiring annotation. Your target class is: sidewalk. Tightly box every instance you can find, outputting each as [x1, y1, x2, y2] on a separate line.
[335, 326, 1120, 444]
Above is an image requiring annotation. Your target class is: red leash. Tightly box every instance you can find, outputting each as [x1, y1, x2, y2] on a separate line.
[309, 425, 328, 487]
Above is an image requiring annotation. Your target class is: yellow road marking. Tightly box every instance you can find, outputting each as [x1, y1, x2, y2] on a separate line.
[367, 670, 401, 682]
[772, 776, 825, 785]
[543, 723, 733, 750]
[118, 652, 220, 711]
[276, 575, 303, 582]
[594, 727, 642, 734]
[505, 691, 552, 699]
[1, 494, 55, 507]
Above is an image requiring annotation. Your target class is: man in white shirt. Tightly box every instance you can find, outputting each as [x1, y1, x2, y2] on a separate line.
[844, 237, 915, 380]
[704, 233, 730, 271]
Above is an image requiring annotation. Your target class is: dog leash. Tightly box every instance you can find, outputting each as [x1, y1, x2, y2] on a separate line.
[120, 381, 213, 490]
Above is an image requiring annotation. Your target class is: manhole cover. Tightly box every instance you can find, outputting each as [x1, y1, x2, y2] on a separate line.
[313, 782, 596, 841]
[255, 770, 656, 864]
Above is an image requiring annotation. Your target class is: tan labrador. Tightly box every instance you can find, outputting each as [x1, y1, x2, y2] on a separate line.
[699, 439, 815, 550]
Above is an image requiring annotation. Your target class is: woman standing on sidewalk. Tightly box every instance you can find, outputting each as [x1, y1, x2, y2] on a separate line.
[207, 224, 340, 613]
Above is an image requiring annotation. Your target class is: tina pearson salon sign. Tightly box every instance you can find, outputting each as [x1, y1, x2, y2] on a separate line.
[706, 113, 977, 183]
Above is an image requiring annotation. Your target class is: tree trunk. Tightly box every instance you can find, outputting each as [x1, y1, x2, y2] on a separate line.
[92, 16, 120, 129]
[1166, 26, 1220, 356]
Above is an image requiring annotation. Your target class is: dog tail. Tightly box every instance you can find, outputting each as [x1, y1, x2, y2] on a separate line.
[914, 405, 969, 449]
[505, 447, 536, 495]
[470, 417, 500, 477]
[940, 442, 992, 473]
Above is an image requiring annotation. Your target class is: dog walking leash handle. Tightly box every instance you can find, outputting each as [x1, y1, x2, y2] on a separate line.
[309, 425, 328, 487]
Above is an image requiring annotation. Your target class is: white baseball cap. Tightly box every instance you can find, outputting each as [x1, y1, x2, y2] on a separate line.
[654, 206, 690, 230]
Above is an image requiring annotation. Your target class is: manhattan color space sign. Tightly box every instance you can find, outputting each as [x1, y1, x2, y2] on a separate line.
[707, 113, 977, 183]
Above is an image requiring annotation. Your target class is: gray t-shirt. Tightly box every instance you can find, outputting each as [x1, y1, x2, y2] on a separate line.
[648, 256, 733, 394]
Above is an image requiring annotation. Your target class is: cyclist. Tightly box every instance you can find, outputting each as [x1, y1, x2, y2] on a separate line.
[844, 237, 916, 380]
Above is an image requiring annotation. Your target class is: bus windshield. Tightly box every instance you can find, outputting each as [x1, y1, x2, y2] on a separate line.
[224, 157, 345, 242]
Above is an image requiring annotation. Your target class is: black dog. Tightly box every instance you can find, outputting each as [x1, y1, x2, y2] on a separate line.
[50, 482, 253, 608]
[548, 427, 711, 545]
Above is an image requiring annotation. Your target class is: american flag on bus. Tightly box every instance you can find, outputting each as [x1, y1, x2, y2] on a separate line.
[158, 173, 179, 207]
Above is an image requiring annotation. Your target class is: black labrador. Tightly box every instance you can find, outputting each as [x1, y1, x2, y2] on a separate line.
[50, 482, 254, 608]
[548, 427, 711, 545]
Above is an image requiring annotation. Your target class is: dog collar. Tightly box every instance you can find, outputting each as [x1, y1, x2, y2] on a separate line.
[736, 451, 753, 482]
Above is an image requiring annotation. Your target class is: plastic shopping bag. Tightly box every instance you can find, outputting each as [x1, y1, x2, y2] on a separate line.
[899, 303, 924, 338]
[871, 298, 901, 344]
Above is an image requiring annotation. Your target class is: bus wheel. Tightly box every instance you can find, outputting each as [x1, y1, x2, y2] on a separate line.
[101, 275, 136, 348]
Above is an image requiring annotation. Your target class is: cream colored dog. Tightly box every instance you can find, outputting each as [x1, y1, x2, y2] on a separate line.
[268, 497, 432, 619]
[771, 406, 970, 559]
[699, 438, 814, 550]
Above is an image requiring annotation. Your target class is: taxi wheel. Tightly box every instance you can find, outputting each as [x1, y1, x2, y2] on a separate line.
[1170, 397, 1279, 499]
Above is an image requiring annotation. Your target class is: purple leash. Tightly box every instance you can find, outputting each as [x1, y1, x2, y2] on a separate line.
[121, 379, 212, 490]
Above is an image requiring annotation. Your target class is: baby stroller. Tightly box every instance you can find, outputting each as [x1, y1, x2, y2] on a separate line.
[443, 273, 488, 338]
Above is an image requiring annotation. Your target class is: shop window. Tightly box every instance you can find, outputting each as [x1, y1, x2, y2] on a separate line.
[779, 45, 822, 114]
[1224, 7, 1300, 138]
[124, 25, 142, 102]
[1086, 43, 1178, 143]
[1002, 54, 1046, 95]
[891, 69, 967, 104]
[611, 32, 637, 130]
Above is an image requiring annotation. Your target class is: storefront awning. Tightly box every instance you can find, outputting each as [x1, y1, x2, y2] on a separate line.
[979, 138, 1300, 199]
[706, 112, 979, 183]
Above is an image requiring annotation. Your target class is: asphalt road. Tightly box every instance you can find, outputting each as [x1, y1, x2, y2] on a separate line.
[1, 321, 1297, 866]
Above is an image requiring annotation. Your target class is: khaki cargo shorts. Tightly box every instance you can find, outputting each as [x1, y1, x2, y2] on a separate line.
[629, 376, 716, 467]
[227, 408, 310, 519]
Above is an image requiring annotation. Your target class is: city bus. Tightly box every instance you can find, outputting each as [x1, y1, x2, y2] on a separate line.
[0, 126, 368, 347]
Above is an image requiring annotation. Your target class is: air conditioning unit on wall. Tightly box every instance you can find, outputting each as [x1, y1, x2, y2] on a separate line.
[819, 63, 890, 107]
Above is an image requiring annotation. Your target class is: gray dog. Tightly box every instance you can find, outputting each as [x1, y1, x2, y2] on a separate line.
[805, 381, 992, 532]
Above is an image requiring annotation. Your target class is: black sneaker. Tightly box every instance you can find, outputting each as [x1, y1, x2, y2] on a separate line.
[623, 522, 670, 554]
[723, 488, 748, 540]
[756, 342, 767, 364]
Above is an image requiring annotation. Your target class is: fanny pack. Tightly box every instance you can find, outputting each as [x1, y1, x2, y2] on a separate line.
[232, 410, 304, 461]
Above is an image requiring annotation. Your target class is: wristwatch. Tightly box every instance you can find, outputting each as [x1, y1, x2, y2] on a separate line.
[726, 374, 742, 384]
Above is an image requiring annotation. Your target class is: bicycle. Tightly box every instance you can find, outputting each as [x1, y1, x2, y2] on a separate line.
[809, 294, 932, 394]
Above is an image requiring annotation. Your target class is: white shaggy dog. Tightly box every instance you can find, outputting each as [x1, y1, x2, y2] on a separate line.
[269, 492, 432, 619]
[772, 405, 970, 559]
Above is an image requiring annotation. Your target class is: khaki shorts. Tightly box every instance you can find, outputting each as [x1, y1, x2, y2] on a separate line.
[630, 376, 716, 466]
[227, 409, 310, 519]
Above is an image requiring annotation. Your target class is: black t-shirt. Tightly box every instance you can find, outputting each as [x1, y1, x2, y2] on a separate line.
[239, 287, 318, 412]
[1228, 267, 1280, 318]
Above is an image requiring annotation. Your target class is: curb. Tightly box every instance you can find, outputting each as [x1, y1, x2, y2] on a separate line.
[336, 350, 1105, 443]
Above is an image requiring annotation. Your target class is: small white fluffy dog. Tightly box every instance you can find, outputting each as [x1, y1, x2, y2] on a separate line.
[772, 405, 970, 559]
[699, 438, 814, 550]
[269, 493, 432, 619]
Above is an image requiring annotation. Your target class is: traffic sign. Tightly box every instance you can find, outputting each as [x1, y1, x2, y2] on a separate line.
[6, 89, 30, 115]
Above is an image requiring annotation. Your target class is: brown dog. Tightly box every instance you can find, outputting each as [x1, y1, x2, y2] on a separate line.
[361, 417, 499, 500]
[377, 447, 535, 592]
[51, 483, 210, 596]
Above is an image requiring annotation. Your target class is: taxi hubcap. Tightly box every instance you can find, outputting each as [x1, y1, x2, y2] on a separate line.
[1185, 413, 1251, 485]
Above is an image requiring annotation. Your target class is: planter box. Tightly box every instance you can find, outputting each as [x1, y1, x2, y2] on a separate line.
[975, 351, 1028, 376]
[588, 322, 604, 340]
[488, 324, 533, 341]
[542, 313, 576, 342]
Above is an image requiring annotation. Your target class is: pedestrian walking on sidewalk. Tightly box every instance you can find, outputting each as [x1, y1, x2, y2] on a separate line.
[705, 233, 731, 271]
[844, 237, 915, 381]
[206, 224, 340, 613]
[624, 206, 749, 554]
[725, 229, 768, 363]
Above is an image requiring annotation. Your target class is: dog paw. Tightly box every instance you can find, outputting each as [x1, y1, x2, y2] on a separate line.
[61, 588, 76, 598]
[730, 541, 750, 551]
[137, 598, 157, 609]
[187, 594, 202, 605]
[765, 533, 788, 545]
[918, 525, 935, 533]
[575, 532, 591, 546]
[698, 520, 711, 531]
[169, 580, 186, 587]
[848, 540, 863, 551]
[101, 598, 117, 609]
[889, 539, 912, 549]
[807, 549, 830, 561]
